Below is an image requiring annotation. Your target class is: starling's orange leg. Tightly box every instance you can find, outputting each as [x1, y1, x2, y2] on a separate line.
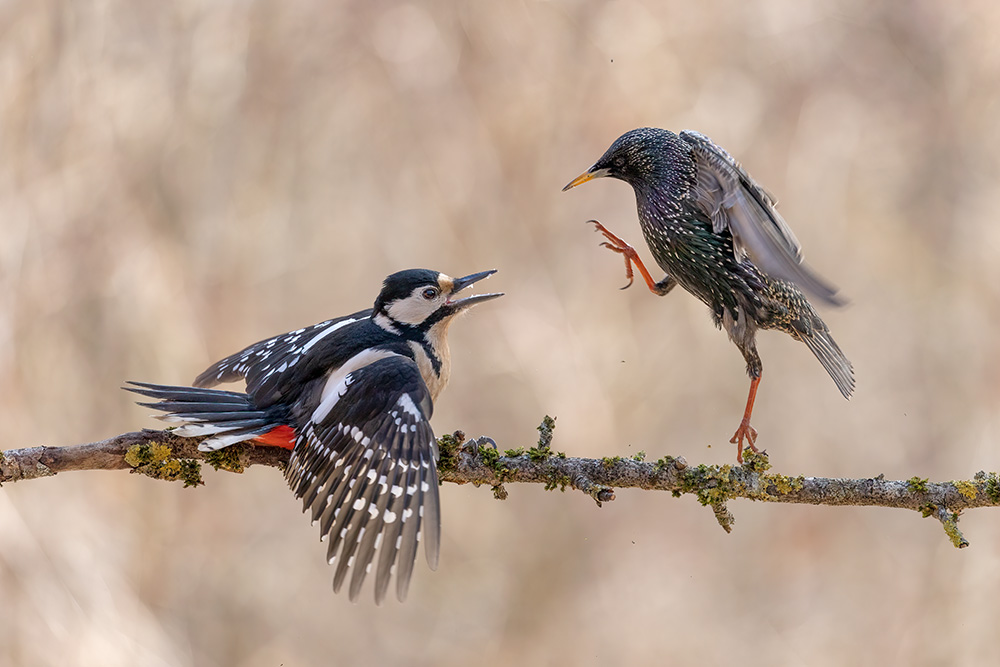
[588, 220, 664, 295]
[730, 374, 761, 464]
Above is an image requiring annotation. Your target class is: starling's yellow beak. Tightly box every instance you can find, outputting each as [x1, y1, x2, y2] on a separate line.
[563, 166, 613, 191]
[562, 170, 599, 191]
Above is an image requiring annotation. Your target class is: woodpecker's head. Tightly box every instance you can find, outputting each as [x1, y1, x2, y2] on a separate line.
[562, 127, 682, 192]
[373, 269, 502, 331]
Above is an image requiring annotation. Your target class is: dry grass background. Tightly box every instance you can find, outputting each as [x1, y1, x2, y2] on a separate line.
[2, 0, 1000, 664]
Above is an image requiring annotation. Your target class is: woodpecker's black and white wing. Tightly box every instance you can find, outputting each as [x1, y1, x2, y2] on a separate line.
[680, 130, 843, 306]
[193, 309, 372, 391]
[286, 355, 440, 604]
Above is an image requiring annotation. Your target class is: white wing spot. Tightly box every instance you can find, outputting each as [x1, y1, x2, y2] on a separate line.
[396, 393, 422, 418]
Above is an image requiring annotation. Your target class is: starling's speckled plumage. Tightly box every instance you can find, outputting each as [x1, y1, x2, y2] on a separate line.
[564, 127, 853, 461]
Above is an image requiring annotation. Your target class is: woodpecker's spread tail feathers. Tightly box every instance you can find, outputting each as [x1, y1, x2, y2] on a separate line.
[124, 381, 289, 451]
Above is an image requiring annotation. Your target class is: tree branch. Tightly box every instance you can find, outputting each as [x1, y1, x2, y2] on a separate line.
[3, 420, 996, 548]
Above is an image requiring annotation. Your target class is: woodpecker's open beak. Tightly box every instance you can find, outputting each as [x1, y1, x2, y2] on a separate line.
[562, 166, 611, 191]
[446, 270, 503, 310]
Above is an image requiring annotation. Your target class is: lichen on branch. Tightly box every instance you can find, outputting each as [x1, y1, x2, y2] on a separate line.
[2, 422, 997, 548]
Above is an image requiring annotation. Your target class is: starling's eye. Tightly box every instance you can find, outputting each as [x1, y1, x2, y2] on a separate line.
[422, 287, 439, 300]
[613, 156, 626, 169]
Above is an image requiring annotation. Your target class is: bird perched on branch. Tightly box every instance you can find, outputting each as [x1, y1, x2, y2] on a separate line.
[564, 128, 853, 462]
[126, 269, 502, 603]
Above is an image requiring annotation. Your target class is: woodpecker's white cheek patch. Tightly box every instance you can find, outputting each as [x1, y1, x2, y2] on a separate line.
[384, 286, 444, 325]
[384, 300, 432, 326]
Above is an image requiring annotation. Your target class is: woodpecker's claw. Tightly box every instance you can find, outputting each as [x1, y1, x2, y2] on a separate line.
[462, 435, 497, 451]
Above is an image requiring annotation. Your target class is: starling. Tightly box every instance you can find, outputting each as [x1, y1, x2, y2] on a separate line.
[564, 128, 853, 462]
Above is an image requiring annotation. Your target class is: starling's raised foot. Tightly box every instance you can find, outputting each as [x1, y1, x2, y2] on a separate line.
[588, 220, 669, 295]
[729, 419, 758, 464]
[589, 219, 639, 289]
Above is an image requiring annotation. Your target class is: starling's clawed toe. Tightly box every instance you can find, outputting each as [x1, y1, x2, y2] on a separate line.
[598, 242, 637, 289]
[730, 420, 758, 464]
[588, 220, 666, 294]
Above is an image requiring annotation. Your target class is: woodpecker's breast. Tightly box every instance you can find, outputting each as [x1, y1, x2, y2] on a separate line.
[409, 320, 453, 402]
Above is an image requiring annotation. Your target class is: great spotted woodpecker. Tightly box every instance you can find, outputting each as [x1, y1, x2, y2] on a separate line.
[126, 269, 502, 603]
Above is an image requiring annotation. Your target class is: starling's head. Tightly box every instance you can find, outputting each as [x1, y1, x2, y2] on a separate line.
[374, 269, 502, 330]
[563, 127, 680, 191]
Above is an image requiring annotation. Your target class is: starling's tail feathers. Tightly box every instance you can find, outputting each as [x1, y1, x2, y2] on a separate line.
[800, 331, 854, 399]
[124, 381, 283, 451]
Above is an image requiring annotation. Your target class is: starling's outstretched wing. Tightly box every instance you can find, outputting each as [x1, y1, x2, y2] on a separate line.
[680, 130, 844, 306]
[286, 355, 440, 604]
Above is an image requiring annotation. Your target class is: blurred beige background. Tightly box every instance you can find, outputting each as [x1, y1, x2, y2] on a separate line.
[2, 0, 999, 665]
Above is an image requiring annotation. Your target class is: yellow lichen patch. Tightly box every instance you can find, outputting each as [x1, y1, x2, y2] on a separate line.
[741, 450, 771, 473]
[765, 473, 805, 496]
[125, 442, 203, 487]
[938, 510, 969, 549]
[953, 480, 978, 501]
[204, 444, 249, 474]
[125, 442, 172, 468]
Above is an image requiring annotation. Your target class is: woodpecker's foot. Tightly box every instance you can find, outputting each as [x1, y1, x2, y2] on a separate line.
[462, 435, 497, 451]
[729, 419, 758, 464]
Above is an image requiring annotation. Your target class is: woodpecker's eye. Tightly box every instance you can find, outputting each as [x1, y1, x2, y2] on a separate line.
[422, 287, 439, 300]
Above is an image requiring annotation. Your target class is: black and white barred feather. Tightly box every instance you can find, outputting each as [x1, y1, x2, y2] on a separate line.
[287, 356, 440, 603]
